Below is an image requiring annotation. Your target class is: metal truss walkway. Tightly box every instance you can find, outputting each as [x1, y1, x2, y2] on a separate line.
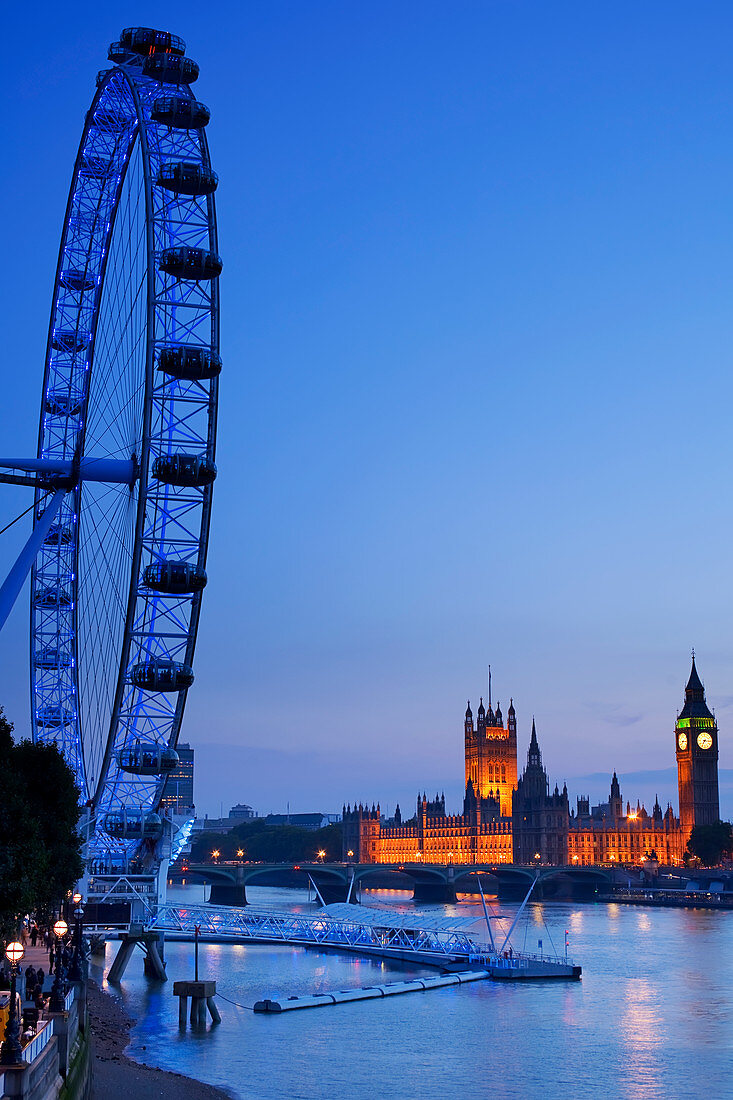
[147, 903, 578, 980]
[149, 902, 491, 963]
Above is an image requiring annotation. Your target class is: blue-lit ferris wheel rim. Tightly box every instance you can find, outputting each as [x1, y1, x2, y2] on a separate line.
[30, 49, 219, 844]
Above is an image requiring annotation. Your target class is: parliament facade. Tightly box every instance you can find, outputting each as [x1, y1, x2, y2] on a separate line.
[342, 658, 720, 867]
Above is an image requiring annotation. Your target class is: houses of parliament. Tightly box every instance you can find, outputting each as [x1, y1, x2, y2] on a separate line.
[342, 657, 721, 867]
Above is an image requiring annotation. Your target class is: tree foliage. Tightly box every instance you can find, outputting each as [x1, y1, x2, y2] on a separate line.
[0, 709, 83, 935]
[190, 820, 343, 864]
[685, 821, 733, 867]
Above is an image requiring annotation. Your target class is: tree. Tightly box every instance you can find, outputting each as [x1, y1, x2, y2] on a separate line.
[0, 709, 83, 936]
[685, 821, 733, 867]
[190, 820, 343, 864]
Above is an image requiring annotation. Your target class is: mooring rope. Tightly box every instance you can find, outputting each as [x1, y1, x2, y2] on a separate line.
[215, 991, 255, 1011]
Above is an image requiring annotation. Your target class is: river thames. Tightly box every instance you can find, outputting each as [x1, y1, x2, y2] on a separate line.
[90, 885, 733, 1099]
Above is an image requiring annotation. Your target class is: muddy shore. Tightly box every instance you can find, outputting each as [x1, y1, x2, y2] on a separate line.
[88, 979, 235, 1099]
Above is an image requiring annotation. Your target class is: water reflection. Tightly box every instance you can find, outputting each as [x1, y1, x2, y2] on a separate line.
[96, 886, 733, 1100]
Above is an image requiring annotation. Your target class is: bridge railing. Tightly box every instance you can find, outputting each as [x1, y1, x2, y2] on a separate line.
[469, 949, 574, 968]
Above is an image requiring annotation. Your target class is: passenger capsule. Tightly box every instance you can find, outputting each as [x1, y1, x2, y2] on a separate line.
[159, 247, 222, 281]
[60, 270, 96, 293]
[157, 161, 218, 196]
[118, 741, 180, 776]
[103, 810, 164, 841]
[151, 96, 210, 129]
[143, 54, 199, 84]
[158, 346, 221, 381]
[36, 706, 73, 728]
[152, 453, 217, 488]
[107, 42, 136, 65]
[35, 647, 71, 669]
[144, 561, 207, 594]
[131, 659, 194, 692]
[119, 27, 186, 56]
[36, 586, 72, 608]
[52, 331, 88, 353]
[45, 392, 84, 417]
[44, 524, 74, 546]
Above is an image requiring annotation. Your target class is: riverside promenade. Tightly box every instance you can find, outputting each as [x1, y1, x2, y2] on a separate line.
[0, 944, 231, 1100]
[0, 944, 88, 1100]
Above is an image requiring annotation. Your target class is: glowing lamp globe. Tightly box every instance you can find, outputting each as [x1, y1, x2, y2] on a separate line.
[5, 942, 24, 965]
[73, 892, 82, 904]
[53, 919, 68, 938]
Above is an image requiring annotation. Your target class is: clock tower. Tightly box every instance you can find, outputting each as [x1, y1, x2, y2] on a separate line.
[675, 655, 720, 834]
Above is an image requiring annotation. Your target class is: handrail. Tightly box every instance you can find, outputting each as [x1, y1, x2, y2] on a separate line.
[22, 1018, 54, 1063]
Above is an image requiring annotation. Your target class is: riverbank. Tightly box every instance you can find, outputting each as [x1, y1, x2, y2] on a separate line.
[88, 979, 234, 1100]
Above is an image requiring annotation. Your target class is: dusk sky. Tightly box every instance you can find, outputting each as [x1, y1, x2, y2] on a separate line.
[2, 2, 733, 818]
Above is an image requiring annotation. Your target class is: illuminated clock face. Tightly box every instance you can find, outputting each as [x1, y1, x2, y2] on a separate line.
[697, 731, 713, 750]
[677, 732, 688, 751]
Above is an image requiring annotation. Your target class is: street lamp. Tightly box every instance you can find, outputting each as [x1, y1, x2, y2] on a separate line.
[347, 850, 354, 860]
[236, 849, 244, 860]
[317, 850, 326, 864]
[211, 849, 220, 862]
[0, 941, 24, 1065]
[49, 918, 68, 1012]
[68, 896, 85, 982]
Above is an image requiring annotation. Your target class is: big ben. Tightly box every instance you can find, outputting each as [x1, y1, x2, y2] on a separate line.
[675, 655, 720, 833]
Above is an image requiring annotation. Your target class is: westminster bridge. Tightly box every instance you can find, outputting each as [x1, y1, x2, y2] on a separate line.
[181, 860, 617, 905]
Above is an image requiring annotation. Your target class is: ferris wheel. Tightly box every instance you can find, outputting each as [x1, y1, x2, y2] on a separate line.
[0, 26, 220, 865]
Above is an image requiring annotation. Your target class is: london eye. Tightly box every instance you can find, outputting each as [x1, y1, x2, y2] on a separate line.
[0, 26, 220, 877]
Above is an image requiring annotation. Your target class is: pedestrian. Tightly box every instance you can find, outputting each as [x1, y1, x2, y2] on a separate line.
[30, 925, 38, 948]
[24, 965, 36, 999]
[36, 968, 44, 990]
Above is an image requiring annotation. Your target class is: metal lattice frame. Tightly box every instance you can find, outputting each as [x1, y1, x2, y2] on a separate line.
[149, 904, 490, 958]
[30, 44, 219, 860]
[146, 905, 574, 969]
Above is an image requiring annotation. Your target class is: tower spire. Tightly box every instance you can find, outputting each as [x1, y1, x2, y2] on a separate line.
[488, 664, 492, 709]
[686, 653, 704, 695]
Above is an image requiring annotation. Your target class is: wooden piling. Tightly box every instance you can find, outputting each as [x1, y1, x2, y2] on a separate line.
[173, 980, 220, 1028]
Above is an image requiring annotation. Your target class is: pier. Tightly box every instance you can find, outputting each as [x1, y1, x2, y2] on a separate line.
[146, 902, 580, 978]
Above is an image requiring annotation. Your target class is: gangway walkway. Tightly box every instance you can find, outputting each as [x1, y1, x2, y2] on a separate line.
[147, 903, 580, 978]
[149, 902, 484, 963]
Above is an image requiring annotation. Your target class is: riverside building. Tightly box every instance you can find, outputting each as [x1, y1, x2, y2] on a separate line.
[342, 658, 718, 867]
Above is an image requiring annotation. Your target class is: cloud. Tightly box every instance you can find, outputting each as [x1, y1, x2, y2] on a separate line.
[710, 695, 733, 711]
[582, 701, 644, 727]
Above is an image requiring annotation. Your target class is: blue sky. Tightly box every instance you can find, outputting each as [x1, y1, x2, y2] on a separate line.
[2, 2, 733, 817]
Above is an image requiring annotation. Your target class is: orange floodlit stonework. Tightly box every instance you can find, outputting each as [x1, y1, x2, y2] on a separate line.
[343, 659, 716, 867]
